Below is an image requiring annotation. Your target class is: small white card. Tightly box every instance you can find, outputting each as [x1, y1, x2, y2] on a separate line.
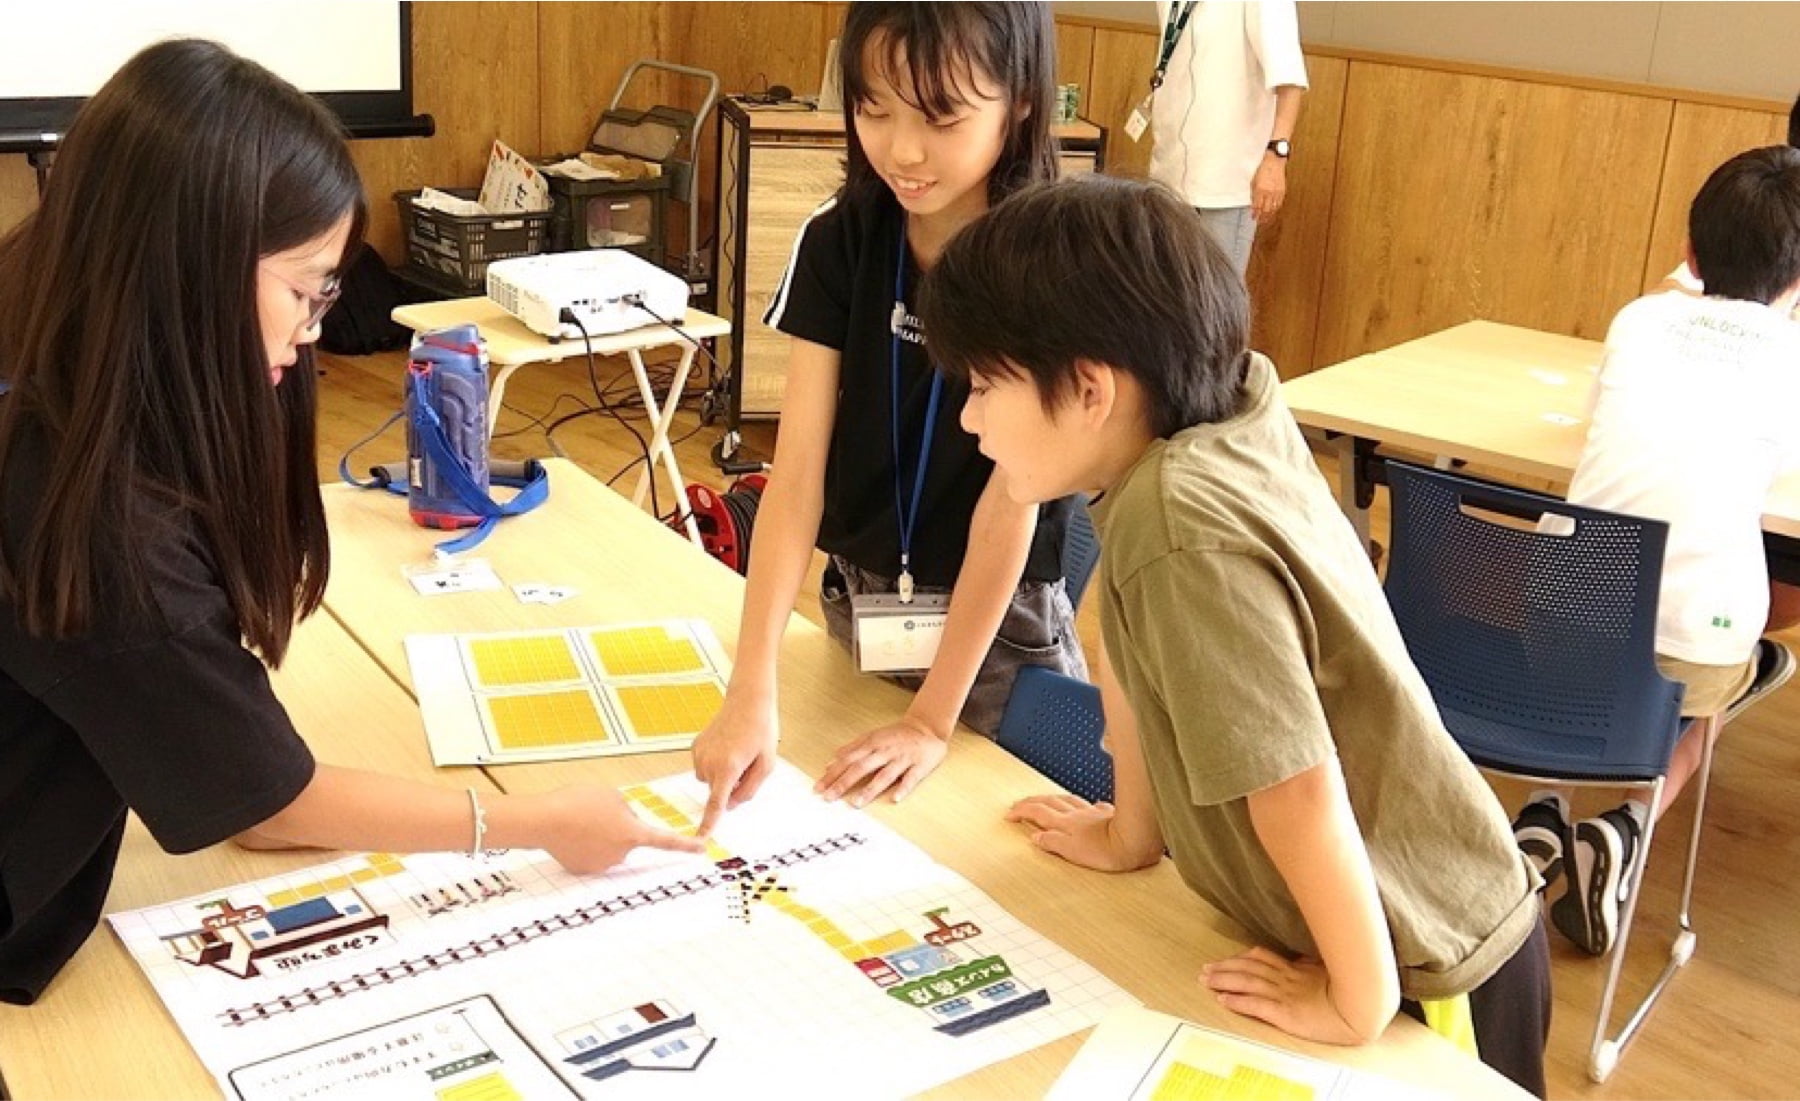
[404, 558, 502, 596]
[1125, 95, 1152, 143]
[512, 582, 577, 605]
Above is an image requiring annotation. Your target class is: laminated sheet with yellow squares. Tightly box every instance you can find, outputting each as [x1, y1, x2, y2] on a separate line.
[406, 620, 732, 766]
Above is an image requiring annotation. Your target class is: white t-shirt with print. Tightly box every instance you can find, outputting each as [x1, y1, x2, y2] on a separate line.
[1567, 292, 1800, 664]
[1148, 0, 1309, 210]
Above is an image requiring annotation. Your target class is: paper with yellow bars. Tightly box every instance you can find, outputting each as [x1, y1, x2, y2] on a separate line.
[405, 620, 731, 765]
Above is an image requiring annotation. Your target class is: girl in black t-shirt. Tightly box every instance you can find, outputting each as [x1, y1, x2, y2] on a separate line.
[0, 41, 699, 1006]
[693, 3, 1087, 832]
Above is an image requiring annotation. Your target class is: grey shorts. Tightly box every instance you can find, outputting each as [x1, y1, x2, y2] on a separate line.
[820, 555, 1089, 737]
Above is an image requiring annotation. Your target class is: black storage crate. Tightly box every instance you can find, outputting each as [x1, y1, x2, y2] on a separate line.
[544, 174, 669, 263]
[394, 188, 551, 294]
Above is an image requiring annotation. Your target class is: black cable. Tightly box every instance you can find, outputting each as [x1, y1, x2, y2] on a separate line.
[623, 295, 725, 385]
[492, 393, 589, 440]
[564, 310, 660, 520]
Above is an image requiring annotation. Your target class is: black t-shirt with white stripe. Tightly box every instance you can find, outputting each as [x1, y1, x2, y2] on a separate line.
[764, 191, 1073, 588]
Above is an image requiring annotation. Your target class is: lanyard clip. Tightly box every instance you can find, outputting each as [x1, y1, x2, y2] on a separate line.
[897, 556, 915, 604]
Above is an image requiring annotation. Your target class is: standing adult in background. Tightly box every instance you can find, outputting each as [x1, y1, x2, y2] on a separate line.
[1141, 1, 1308, 278]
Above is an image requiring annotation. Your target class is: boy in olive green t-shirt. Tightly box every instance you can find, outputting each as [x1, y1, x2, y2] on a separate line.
[918, 175, 1550, 1098]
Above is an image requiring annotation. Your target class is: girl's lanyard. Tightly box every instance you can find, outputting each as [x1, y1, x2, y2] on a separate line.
[1128, 1, 1197, 141]
[890, 215, 943, 605]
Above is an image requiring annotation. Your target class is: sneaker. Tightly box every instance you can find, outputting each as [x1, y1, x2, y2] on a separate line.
[1721, 639, 1796, 725]
[1552, 804, 1645, 956]
[1511, 791, 1570, 893]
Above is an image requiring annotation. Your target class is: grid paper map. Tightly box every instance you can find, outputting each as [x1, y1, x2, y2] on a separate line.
[108, 764, 1136, 1100]
[406, 621, 731, 765]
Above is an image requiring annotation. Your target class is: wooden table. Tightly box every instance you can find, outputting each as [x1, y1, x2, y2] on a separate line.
[1282, 320, 1800, 580]
[390, 297, 731, 544]
[308, 458, 1529, 1100]
[0, 613, 498, 1101]
[0, 462, 1529, 1100]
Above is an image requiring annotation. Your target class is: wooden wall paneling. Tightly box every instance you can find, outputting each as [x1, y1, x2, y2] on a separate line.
[0, 156, 35, 238]
[666, 3, 828, 266]
[1640, 100, 1786, 292]
[820, 1, 849, 57]
[537, 3, 671, 160]
[352, 1, 543, 264]
[1055, 22, 1097, 114]
[1312, 62, 1671, 367]
[1086, 27, 1157, 179]
[1246, 54, 1348, 379]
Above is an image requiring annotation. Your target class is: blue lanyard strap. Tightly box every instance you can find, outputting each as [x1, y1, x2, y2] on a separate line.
[1152, 1, 1198, 90]
[890, 216, 943, 596]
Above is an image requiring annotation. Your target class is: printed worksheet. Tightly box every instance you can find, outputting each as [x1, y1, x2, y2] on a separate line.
[406, 620, 731, 765]
[110, 765, 1137, 1100]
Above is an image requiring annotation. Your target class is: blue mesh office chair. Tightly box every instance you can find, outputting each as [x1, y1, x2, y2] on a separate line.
[996, 665, 1113, 805]
[1062, 503, 1102, 612]
[1383, 461, 1713, 1083]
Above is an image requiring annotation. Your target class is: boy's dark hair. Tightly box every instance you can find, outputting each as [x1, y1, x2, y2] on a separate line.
[1789, 89, 1799, 148]
[0, 39, 365, 664]
[839, 2, 1058, 209]
[1689, 145, 1800, 304]
[921, 175, 1249, 438]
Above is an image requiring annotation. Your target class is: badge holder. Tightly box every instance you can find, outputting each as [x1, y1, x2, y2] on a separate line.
[852, 591, 951, 675]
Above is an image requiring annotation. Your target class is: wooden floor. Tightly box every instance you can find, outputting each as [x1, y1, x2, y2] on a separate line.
[315, 346, 1798, 1101]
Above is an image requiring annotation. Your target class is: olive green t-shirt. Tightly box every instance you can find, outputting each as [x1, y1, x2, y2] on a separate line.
[1093, 353, 1539, 1001]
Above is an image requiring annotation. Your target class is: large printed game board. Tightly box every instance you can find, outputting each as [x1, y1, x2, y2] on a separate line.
[110, 765, 1136, 1100]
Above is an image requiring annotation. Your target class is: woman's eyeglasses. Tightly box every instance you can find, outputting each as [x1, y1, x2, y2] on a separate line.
[265, 267, 343, 330]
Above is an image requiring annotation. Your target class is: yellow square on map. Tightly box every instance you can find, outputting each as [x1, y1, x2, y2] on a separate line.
[589, 626, 706, 678]
[467, 635, 582, 687]
[614, 681, 724, 737]
[486, 690, 615, 749]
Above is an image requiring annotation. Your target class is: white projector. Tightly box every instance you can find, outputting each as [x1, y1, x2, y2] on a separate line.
[485, 250, 690, 341]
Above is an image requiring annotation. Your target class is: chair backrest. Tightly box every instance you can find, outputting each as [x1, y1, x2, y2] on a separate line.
[1383, 462, 1685, 780]
[1062, 502, 1102, 611]
[996, 666, 1114, 804]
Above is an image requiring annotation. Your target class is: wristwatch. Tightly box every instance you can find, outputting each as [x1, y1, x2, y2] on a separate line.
[1266, 139, 1291, 159]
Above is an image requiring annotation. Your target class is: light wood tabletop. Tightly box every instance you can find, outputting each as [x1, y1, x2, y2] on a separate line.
[1282, 319, 1800, 542]
[0, 612, 498, 1101]
[304, 458, 1530, 1101]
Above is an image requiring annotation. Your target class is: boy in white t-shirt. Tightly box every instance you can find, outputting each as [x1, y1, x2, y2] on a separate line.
[1513, 145, 1800, 957]
[1147, 1, 1307, 277]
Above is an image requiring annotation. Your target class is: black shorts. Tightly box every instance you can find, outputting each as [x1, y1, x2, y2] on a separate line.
[1402, 916, 1552, 1098]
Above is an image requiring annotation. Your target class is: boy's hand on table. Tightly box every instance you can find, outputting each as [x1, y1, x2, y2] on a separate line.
[693, 694, 781, 837]
[1203, 946, 1375, 1046]
[1006, 793, 1157, 872]
[815, 716, 948, 808]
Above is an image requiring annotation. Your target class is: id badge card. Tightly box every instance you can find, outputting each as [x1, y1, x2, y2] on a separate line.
[851, 592, 951, 675]
[1125, 92, 1153, 143]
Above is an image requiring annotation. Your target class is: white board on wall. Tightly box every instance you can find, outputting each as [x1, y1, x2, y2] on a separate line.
[1, 2, 401, 101]
[0, 1, 420, 149]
